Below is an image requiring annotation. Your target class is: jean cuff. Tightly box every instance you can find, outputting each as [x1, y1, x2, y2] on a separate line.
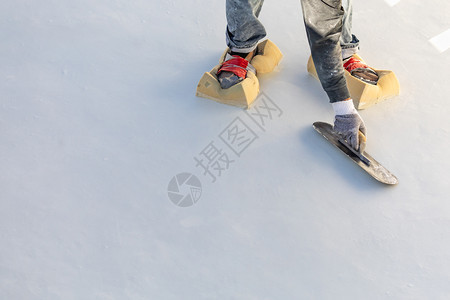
[225, 29, 266, 53]
[326, 84, 351, 103]
[341, 35, 360, 60]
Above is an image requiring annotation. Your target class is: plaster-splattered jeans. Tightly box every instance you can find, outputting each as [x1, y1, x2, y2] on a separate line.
[225, 0, 359, 103]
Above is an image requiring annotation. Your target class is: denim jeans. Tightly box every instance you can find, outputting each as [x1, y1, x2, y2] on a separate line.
[225, 0, 359, 102]
[340, 0, 360, 59]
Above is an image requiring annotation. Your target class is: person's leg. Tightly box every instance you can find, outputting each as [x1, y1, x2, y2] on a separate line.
[340, 0, 359, 59]
[219, 0, 266, 89]
[302, 0, 368, 151]
[340, 0, 378, 84]
[226, 0, 266, 53]
[301, 0, 350, 103]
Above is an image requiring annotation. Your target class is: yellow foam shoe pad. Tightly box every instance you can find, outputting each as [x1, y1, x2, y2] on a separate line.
[307, 54, 400, 109]
[196, 40, 282, 109]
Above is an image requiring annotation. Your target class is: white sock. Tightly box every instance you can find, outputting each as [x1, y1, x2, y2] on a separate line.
[332, 99, 357, 116]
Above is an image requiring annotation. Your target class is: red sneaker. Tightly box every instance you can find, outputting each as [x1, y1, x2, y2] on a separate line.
[217, 52, 256, 89]
[344, 56, 379, 85]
